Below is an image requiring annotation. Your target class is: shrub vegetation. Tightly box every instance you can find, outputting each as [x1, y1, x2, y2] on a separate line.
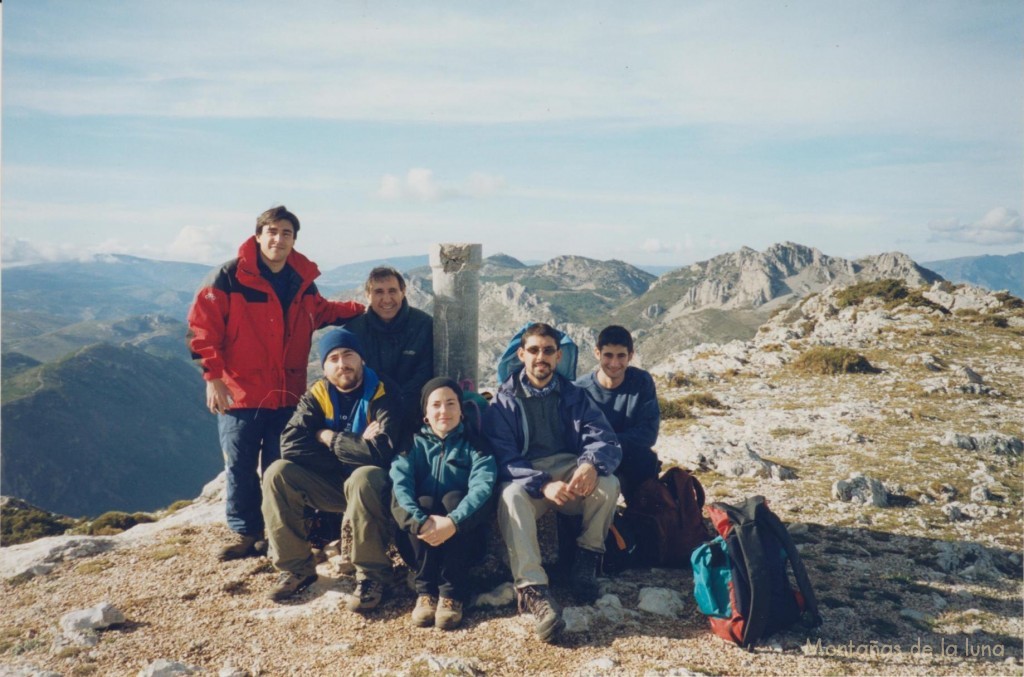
[74, 511, 156, 536]
[678, 392, 726, 409]
[836, 279, 908, 308]
[1, 501, 79, 546]
[792, 347, 877, 375]
[658, 397, 693, 419]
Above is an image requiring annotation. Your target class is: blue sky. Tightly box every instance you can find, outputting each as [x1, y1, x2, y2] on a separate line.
[2, 1, 1022, 270]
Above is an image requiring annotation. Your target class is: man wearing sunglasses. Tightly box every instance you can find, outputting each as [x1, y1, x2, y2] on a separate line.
[484, 323, 621, 643]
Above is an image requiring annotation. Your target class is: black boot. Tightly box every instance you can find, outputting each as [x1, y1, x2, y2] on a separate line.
[570, 548, 601, 604]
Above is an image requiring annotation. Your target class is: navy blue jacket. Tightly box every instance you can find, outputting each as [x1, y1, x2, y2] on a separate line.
[575, 366, 660, 457]
[483, 371, 621, 498]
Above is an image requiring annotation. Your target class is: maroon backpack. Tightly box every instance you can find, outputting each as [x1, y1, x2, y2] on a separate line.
[625, 467, 709, 567]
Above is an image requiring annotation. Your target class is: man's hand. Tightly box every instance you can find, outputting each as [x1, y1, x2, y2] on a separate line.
[362, 420, 381, 440]
[417, 515, 456, 546]
[567, 462, 598, 498]
[316, 429, 335, 447]
[542, 480, 575, 506]
[206, 378, 233, 415]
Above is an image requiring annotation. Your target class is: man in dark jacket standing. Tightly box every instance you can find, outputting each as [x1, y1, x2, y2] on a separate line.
[344, 266, 433, 428]
[187, 206, 364, 562]
[262, 328, 402, 611]
[483, 323, 621, 643]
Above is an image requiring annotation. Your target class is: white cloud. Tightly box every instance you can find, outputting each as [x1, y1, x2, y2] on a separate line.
[166, 224, 236, 264]
[374, 169, 505, 202]
[928, 207, 1023, 245]
[1, 224, 237, 268]
[641, 238, 677, 254]
[1, 236, 51, 265]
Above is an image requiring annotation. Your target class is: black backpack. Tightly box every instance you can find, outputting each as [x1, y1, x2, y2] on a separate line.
[692, 495, 822, 649]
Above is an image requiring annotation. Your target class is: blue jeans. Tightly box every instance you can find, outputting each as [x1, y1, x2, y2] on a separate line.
[218, 407, 294, 536]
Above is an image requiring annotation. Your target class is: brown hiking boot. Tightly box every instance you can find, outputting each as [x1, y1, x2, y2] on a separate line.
[268, 571, 317, 602]
[517, 585, 564, 643]
[411, 594, 437, 627]
[217, 533, 260, 561]
[436, 597, 464, 630]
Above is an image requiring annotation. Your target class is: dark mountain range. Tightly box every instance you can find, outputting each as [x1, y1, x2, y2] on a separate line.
[1, 255, 211, 323]
[922, 252, 1022, 298]
[1, 342, 220, 517]
[318, 255, 429, 293]
[2, 313, 189, 364]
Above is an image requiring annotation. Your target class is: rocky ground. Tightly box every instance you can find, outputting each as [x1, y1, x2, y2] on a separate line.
[1, 281, 1022, 676]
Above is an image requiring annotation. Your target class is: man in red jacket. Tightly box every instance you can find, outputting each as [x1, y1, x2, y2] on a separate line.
[187, 206, 364, 562]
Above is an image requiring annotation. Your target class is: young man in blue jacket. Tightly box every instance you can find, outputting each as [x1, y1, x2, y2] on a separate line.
[483, 323, 621, 643]
[575, 325, 661, 505]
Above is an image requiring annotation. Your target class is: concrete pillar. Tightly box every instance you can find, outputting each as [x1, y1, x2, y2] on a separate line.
[430, 243, 482, 387]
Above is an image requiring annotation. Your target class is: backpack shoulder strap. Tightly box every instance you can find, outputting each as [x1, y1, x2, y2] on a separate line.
[756, 502, 822, 628]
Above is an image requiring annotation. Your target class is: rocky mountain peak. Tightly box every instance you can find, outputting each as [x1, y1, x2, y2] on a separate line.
[856, 251, 941, 287]
[532, 255, 655, 294]
[485, 253, 527, 269]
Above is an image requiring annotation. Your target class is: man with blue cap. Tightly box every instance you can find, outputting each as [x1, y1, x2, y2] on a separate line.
[261, 328, 402, 611]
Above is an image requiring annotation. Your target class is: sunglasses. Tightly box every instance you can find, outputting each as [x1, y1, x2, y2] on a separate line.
[524, 346, 558, 356]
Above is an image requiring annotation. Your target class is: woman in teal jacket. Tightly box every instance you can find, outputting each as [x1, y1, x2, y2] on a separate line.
[390, 377, 496, 630]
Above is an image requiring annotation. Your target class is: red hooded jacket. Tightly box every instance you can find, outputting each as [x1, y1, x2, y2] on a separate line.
[187, 237, 364, 410]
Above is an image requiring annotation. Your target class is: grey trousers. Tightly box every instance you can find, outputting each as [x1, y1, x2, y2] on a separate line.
[497, 453, 620, 588]
[262, 459, 391, 582]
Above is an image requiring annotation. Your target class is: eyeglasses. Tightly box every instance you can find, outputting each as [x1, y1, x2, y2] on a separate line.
[524, 346, 558, 356]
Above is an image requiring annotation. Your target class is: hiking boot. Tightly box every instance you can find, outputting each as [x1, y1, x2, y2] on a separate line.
[570, 548, 601, 604]
[517, 585, 564, 643]
[411, 594, 437, 627]
[346, 579, 385, 612]
[435, 597, 463, 631]
[268, 571, 317, 602]
[217, 533, 260, 561]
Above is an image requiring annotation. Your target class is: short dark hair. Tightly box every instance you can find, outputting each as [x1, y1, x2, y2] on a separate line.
[255, 205, 300, 237]
[520, 322, 561, 349]
[365, 266, 407, 294]
[596, 325, 634, 353]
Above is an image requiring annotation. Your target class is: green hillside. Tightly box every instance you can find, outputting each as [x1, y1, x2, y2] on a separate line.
[1, 342, 221, 517]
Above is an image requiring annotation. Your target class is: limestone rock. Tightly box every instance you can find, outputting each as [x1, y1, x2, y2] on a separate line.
[471, 582, 515, 608]
[585, 657, 618, 671]
[138, 660, 202, 676]
[674, 434, 795, 480]
[563, 606, 593, 633]
[60, 602, 125, 634]
[831, 473, 888, 507]
[637, 587, 685, 617]
[940, 432, 1023, 458]
[1, 537, 114, 581]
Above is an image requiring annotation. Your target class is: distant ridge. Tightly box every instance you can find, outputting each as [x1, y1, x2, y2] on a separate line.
[317, 255, 429, 291]
[922, 252, 1022, 298]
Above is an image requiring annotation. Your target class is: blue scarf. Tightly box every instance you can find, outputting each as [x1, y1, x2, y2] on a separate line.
[326, 367, 380, 434]
[519, 369, 559, 398]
